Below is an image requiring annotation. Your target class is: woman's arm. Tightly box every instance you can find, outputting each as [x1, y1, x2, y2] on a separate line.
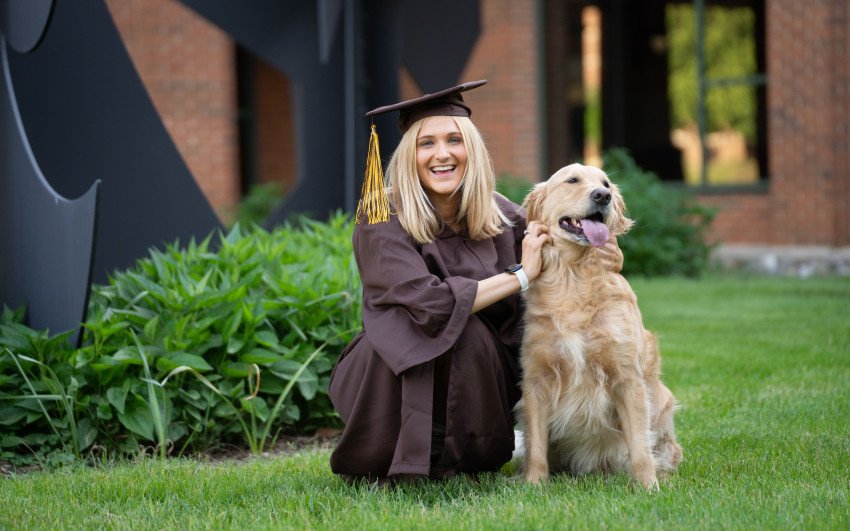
[471, 227, 624, 313]
[471, 273, 527, 313]
[472, 221, 549, 313]
[354, 218, 483, 374]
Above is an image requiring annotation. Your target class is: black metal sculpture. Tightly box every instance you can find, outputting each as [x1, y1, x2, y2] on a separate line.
[0, 0, 97, 344]
[402, 0, 480, 93]
[0, 0, 481, 343]
[6, 0, 223, 285]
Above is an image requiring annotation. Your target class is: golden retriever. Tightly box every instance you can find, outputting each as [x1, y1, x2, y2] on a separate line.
[519, 163, 682, 489]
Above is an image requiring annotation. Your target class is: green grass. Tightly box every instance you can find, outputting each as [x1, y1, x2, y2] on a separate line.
[2, 275, 849, 529]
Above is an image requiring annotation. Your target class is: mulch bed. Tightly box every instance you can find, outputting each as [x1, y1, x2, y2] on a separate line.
[0, 428, 342, 476]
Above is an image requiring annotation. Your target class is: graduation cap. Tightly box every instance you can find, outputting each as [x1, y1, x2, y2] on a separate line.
[356, 80, 488, 224]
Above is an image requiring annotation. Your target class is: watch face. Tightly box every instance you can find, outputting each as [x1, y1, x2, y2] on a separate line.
[505, 263, 522, 274]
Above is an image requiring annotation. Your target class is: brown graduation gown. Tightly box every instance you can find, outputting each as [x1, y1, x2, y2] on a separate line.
[329, 195, 527, 479]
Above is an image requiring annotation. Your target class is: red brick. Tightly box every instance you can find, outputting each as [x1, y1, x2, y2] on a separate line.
[105, 0, 240, 219]
[699, 0, 849, 246]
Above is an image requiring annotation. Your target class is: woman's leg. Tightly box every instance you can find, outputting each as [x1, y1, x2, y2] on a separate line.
[329, 336, 401, 477]
[435, 315, 520, 477]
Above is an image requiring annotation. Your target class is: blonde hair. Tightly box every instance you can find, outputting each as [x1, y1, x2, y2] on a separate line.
[386, 116, 510, 244]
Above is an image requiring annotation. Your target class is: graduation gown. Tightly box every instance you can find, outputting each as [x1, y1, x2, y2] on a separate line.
[329, 195, 527, 479]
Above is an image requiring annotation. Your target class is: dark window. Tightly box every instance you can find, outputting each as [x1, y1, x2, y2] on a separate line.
[543, 0, 767, 188]
[668, 0, 767, 187]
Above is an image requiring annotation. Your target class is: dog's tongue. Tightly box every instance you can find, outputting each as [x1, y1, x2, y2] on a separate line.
[580, 218, 609, 247]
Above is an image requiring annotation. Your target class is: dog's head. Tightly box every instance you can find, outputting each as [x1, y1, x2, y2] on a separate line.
[523, 163, 633, 249]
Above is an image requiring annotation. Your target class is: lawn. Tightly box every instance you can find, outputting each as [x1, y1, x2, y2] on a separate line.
[2, 275, 848, 529]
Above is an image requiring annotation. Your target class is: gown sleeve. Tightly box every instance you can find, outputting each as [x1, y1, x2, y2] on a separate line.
[353, 217, 478, 375]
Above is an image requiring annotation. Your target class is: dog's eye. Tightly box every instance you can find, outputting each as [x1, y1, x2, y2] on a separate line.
[567, 177, 579, 184]
[603, 180, 610, 188]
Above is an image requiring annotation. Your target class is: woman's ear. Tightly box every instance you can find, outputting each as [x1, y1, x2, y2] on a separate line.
[609, 183, 635, 236]
[523, 181, 549, 222]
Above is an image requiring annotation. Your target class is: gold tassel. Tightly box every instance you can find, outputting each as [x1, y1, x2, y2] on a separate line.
[356, 124, 390, 224]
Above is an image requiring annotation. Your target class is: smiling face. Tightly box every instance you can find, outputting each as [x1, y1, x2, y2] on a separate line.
[415, 116, 468, 205]
[524, 163, 633, 248]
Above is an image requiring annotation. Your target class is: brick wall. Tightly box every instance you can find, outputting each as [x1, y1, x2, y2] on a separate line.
[698, 193, 773, 245]
[105, 0, 240, 219]
[464, 0, 541, 181]
[701, 0, 850, 246]
[104, 0, 849, 247]
[835, 0, 850, 244]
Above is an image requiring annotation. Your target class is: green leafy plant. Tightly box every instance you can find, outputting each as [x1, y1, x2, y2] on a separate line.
[496, 174, 534, 206]
[0, 306, 87, 464]
[1, 214, 361, 463]
[4, 349, 85, 460]
[78, 214, 360, 454]
[132, 332, 169, 458]
[233, 181, 285, 228]
[605, 148, 716, 276]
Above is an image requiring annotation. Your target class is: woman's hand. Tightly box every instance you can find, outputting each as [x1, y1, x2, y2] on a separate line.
[521, 221, 551, 281]
[597, 234, 624, 273]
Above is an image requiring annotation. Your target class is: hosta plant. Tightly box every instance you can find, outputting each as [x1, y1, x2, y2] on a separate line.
[0, 214, 361, 463]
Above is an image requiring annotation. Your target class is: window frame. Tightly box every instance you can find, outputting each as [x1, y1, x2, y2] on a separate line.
[694, 0, 768, 189]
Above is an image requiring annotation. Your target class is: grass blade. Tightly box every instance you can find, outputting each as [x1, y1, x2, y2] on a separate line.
[130, 330, 167, 457]
[258, 343, 325, 454]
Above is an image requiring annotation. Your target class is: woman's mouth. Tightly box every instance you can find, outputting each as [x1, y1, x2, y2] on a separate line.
[430, 165, 456, 176]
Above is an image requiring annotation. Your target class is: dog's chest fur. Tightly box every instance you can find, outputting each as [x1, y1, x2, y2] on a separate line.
[522, 266, 644, 449]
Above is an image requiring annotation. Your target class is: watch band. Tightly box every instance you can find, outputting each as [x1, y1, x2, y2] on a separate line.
[505, 263, 529, 292]
[515, 267, 530, 292]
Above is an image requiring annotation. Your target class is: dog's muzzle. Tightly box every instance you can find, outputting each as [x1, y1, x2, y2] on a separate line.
[592, 188, 612, 206]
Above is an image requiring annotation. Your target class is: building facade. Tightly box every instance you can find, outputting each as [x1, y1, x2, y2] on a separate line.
[107, 0, 849, 252]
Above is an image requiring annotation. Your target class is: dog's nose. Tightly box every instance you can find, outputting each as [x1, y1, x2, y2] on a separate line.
[591, 188, 612, 206]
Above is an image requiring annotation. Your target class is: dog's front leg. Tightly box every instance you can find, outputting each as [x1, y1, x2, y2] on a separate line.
[613, 378, 658, 490]
[522, 381, 551, 484]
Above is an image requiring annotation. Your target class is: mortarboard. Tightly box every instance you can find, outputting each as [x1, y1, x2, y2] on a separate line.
[356, 80, 488, 224]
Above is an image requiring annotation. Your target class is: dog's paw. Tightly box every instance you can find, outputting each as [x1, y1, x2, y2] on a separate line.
[633, 470, 659, 491]
[632, 458, 659, 491]
[642, 476, 660, 492]
[654, 438, 683, 473]
[523, 467, 549, 485]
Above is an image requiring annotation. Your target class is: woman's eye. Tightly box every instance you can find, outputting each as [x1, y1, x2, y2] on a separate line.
[567, 177, 579, 184]
[449, 136, 462, 144]
[418, 140, 433, 148]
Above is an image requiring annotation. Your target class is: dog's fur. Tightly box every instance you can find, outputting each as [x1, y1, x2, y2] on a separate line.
[519, 163, 682, 489]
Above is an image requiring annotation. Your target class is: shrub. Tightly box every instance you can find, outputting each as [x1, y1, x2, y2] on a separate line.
[1, 214, 361, 463]
[496, 174, 534, 206]
[604, 149, 716, 277]
[0, 306, 82, 465]
[233, 181, 285, 228]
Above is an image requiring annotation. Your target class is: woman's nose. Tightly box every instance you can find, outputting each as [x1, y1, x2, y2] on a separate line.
[436, 142, 450, 159]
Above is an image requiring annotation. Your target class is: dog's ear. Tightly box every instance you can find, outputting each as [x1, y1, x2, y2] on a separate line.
[609, 183, 635, 236]
[523, 181, 549, 222]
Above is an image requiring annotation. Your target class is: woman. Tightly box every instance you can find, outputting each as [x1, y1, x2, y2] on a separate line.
[329, 80, 622, 482]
